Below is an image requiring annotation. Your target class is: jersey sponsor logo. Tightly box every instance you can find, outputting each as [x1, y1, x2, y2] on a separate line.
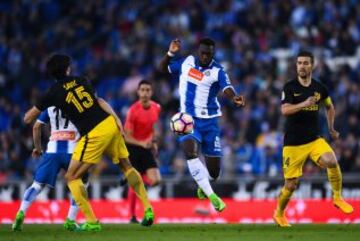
[294, 93, 302, 96]
[188, 68, 204, 81]
[50, 131, 76, 141]
[302, 105, 319, 111]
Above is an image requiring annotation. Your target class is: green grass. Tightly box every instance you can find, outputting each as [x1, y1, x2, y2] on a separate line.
[1, 224, 360, 241]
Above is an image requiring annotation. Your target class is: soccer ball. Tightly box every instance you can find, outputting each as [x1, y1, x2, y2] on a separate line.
[170, 112, 194, 135]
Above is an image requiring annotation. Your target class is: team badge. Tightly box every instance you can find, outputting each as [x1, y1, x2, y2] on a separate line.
[314, 92, 321, 101]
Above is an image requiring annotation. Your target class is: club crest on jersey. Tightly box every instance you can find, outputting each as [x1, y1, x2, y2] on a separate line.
[188, 68, 204, 81]
[314, 92, 321, 101]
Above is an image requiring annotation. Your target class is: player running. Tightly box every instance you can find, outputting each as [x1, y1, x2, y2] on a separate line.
[24, 54, 154, 231]
[159, 38, 245, 211]
[124, 80, 161, 223]
[273, 50, 354, 227]
[12, 107, 83, 231]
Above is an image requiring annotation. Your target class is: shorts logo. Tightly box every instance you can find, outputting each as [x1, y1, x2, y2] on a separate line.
[214, 136, 221, 152]
[188, 68, 204, 81]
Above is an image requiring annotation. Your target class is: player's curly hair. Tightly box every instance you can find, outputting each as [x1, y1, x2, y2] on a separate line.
[46, 54, 71, 79]
[199, 37, 215, 47]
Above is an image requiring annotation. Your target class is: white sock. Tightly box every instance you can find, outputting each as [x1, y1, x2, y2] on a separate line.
[20, 182, 43, 214]
[187, 158, 214, 197]
[67, 197, 79, 220]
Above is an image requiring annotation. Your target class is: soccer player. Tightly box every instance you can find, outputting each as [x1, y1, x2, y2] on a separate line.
[273, 51, 354, 227]
[159, 38, 245, 211]
[124, 80, 161, 223]
[24, 54, 154, 231]
[12, 107, 83, 231]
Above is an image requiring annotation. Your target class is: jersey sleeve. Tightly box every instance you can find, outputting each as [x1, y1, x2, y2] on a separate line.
[320, 83, 330, 101]
[218, 68, 233, 92]
[124, 107, 135, 132]
[35, 87, 55, 111]
[37, 109, 50, 124]
[168, 57, 184, 74]
[281, 84, 294, 104]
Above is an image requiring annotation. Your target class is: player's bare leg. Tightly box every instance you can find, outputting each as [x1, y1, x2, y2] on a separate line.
[318, 152, 353, 214]
[183, 139, 225, 212]
[273, 178, 298, 227]
[145, 168, 161, 186]
[65, 160, 101, 231]
[118, 158, 154, 226]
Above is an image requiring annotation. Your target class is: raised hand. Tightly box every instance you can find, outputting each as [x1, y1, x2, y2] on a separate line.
[32, 148, 43, 159]
[329, 129, 340, 140]
[233, 95, 245, 107]
[169, 39, 181, 54]
[303, 96, 317, 107]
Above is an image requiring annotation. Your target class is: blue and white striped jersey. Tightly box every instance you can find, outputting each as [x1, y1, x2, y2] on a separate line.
[37, 106, 79, 154]
[168, 55, 234, 118]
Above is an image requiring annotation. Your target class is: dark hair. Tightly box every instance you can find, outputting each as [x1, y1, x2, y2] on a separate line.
[297, 50, 314, 64]
[138, 79, 152, 89]
[199, 37, 215, 47]
[46, 54, 71, 79]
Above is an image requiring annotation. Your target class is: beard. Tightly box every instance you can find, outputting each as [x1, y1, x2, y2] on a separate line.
[297, 70, 309, 78]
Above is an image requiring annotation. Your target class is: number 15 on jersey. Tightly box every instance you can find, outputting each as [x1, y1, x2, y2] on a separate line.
[66, 86, 94, 113]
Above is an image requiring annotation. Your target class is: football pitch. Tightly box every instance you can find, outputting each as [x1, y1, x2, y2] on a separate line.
[1, 224, 360, 241]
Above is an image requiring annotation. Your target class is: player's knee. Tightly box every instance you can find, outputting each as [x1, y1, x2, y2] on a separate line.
[184, 152, 198, 160]
[208, 168, 220, 180]
[326, 158, 338, 168]
[64, 172, 75, 183]
[285, 179, 298, 192]
[147, 173, 161, 186]
[150, 177, 161, 186]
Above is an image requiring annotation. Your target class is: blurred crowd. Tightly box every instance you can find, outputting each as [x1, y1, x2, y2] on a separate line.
[0, 0, 360, 182]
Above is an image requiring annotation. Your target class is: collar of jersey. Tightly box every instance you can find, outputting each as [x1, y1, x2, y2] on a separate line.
[194, 57, 215, 70]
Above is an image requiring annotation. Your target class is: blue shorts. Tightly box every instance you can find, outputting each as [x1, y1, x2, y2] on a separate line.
[179, 117, 222, 156]
[34, 153, 71, 187]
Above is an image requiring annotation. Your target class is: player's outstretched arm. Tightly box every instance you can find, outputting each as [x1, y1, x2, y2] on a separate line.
[123, 129, 151, 149]
[32, 121, 43, 158]
[97, 98, 124, 135]
[223, 87, 245, 107]
[281, 96, 316, 116]
[324, 97, 339, 140]
[24, 106, 41, 124]
[158, 39, 181, 73]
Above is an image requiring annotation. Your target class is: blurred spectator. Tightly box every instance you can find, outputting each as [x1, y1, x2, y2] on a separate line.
[0, 0, 359, 180]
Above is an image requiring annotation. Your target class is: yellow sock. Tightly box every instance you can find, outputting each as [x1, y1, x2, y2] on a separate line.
[68, 179, 97, 223]
[327, 165, 342, 199]
[125, 168, 152, 210]
[275, 187, 293, 216]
